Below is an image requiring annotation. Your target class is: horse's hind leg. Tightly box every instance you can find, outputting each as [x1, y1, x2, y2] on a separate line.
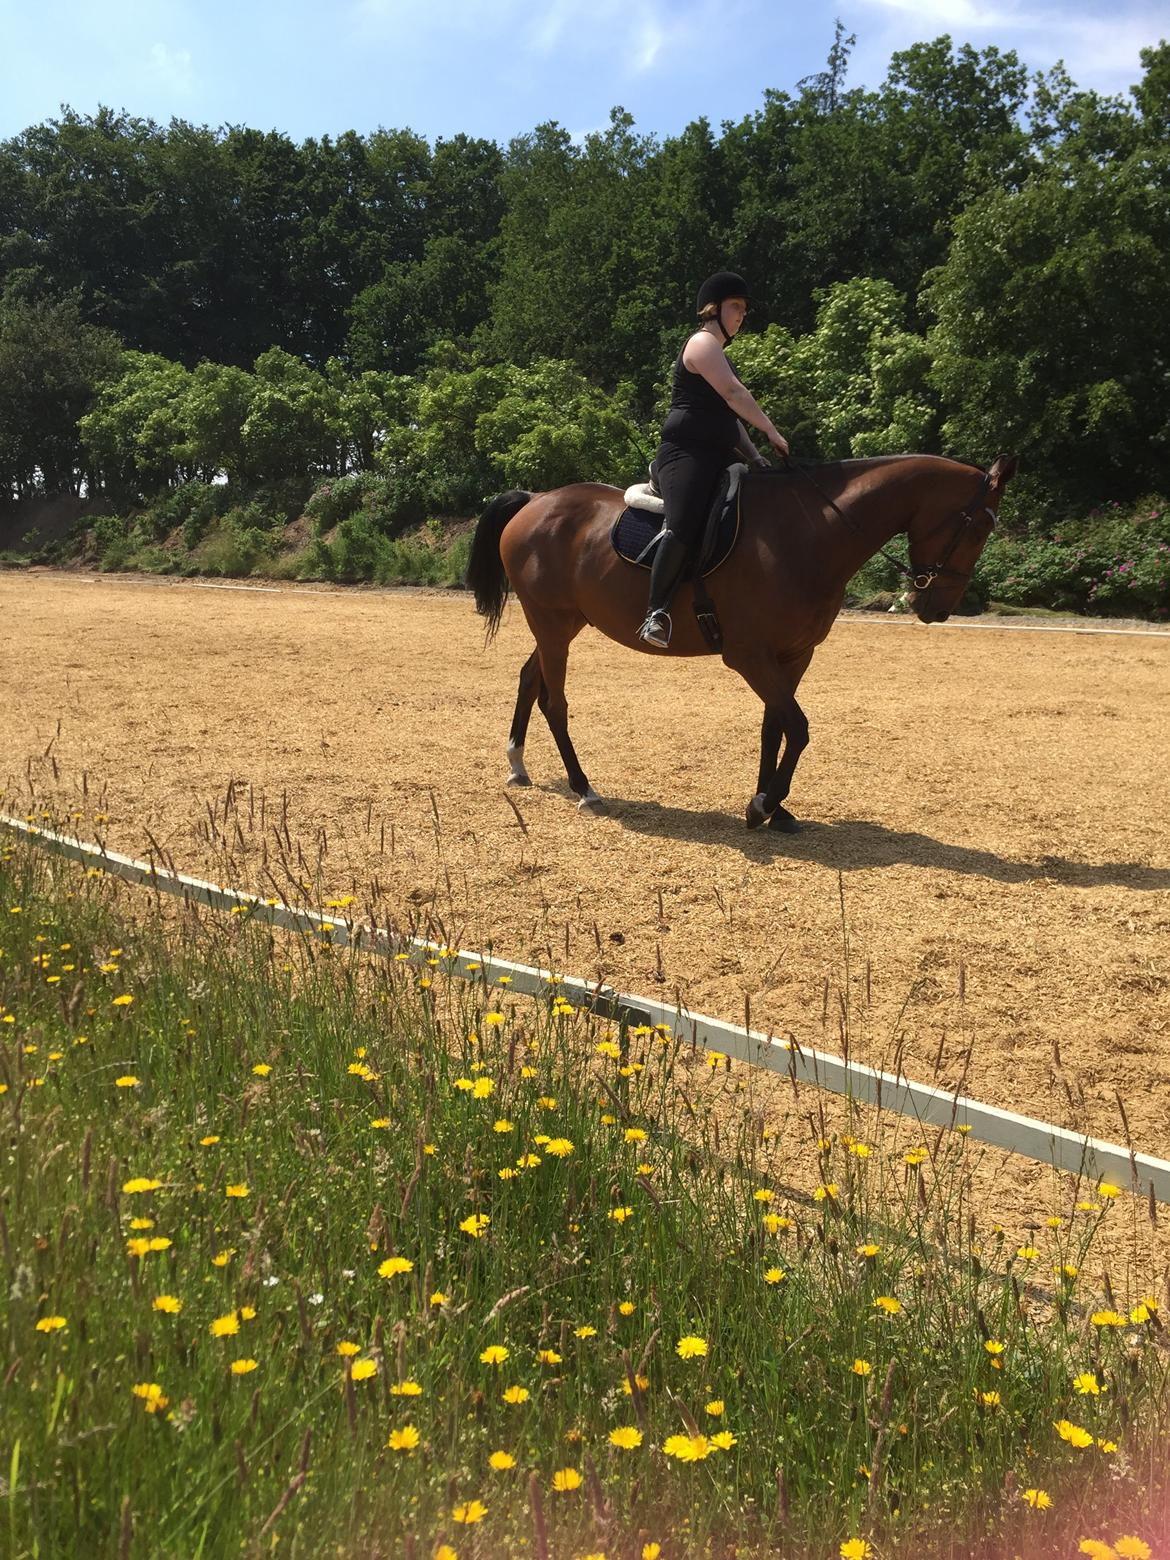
[506, 649, 542, 786]
[529, 607, 603, 812]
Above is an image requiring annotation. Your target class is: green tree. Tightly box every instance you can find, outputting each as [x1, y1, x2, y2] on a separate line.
[78, 351, 193, 498]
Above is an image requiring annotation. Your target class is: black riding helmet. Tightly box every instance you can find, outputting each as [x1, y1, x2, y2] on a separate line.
[695, 271, 750, 345]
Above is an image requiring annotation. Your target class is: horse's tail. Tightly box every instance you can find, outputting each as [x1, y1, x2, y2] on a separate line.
[466, 489, 532, 643]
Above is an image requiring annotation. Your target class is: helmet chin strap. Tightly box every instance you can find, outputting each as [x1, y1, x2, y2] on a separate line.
[713, 302, 733, 345]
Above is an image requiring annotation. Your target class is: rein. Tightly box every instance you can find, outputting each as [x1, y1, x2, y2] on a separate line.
[779, 459, 996, 591]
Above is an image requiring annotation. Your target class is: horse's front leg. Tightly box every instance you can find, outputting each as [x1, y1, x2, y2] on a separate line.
[759, 695, 809, 833]
[746, 707, 784, 828]
[734, 650, 813, 832]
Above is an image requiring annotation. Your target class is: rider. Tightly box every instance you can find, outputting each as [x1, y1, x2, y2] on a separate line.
[638, 271, 790, 648]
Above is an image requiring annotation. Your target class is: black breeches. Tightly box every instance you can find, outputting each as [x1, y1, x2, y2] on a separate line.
[655, 441, 729, 549]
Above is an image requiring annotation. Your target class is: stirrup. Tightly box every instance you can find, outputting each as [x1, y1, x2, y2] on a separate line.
[638, 609, 672, 648]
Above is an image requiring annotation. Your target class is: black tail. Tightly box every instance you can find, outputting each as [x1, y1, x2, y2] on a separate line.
[465, 489, 532, 643]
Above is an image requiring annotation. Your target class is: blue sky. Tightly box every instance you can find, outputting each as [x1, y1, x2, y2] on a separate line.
[0, 0, 1164, 146]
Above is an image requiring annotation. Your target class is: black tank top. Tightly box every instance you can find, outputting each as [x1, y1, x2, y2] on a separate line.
[661, 340, 739, 455]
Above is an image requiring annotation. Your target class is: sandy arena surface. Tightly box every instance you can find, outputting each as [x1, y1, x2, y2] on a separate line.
[3, 570, 1169, 1285]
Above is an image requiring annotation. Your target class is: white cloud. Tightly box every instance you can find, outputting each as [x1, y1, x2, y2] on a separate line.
[147, 41, 195, 96]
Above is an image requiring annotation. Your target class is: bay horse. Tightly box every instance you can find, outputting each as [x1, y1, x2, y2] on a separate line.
[465, 453, 1017, 831]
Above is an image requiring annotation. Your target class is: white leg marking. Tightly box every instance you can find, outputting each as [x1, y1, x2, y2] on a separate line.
[506, 742, 531, 786]
[577, 788, 607, 814]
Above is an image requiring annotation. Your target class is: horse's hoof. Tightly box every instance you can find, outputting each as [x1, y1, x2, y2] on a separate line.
[578, 790, 607, 815]
[746, 793, 770, 830]
[505, 772, 532, 787]
[767, 806, 801, 834]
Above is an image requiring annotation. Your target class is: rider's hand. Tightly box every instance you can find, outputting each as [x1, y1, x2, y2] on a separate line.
[767, 430, 790, 457]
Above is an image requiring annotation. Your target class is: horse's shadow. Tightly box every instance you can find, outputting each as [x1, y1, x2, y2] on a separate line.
[590, 794, 1170, 890]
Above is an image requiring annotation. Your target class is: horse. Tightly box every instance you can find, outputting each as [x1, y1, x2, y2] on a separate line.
[465, 453, 1017, 831]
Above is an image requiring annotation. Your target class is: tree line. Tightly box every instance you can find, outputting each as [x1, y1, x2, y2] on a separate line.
[1, 29, 1168, 522]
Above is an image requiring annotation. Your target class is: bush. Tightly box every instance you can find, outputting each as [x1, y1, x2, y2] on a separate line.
[304, 471, 383, 529]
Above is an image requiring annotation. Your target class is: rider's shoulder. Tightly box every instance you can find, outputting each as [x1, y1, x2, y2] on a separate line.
[682, 330, 723, 369]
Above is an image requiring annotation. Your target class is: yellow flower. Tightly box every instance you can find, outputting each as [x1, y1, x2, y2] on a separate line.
[1078, 1544, 1119, 1560]
[388, 1425, 420, 1452]
[903, 1147, 928, 1166]
[545, 1137, 574, 1157]
[452, 1499, 488, 1523]
[379, 1255, 413, 1278]
[813, 1183, 838, 1201]
[618, 1301, 636, 1316]
[199, 1135, 220, 1146]
[551, 1468, 581, 1491]
[676, 1335, 708, 1360]
[35, 1316, 67, 1333]
[483, 1012, 505, 1026]
[1055, 1419, 1094, 1448]
[874, 1296, 903, 1315]
[1090, 1311, 1127, 1328]
[537, 1348, 562, 1365]
[1021, 1488, 1051, 1509]
[852, 1359, 872, 1376]
[350, 1359, 377, 1381]
[112, 994, 134, 1006]
[211, 1249, 235, 1267]
[1073, 1372, 1103, 1395]
[480, 1345, 509, 1365]
[574, 1325, 597, 1339]
[225, 1183, 249, 1198]
[488, 1450, 515, 1470]
[336, 1341, 360, 1356]
[978, 1390, 1001, 1408]
[710, 1430, 737, 1451]
[643, 1547, 662, 1560]
[1017, 1246, 1039, 1260]
[252, 1063, 272, 1077]
[493, 1119, 514, 1133]
[764, 1267, 786, 1285]
[763, 1213, 794, 1234]
[1114, 1538, 1152, 1559]
[621, 1373, 650, 1395]
[152, 1295, 182, 1315]
[502, 1384, 529, 1404]
[434, 1548, 457, 1560]
[1098, 1183, 1120, 1200]
[753, 1188, 774, 1203]
[624, 1126, 648, 1142]
[371, 1118, 390, 1129]
[856, 1243, 880, 1258]
[984, 1340, 1005, 1356]
[131, 1382, 168, 1412]
[115, 1075, 140, 1088]
[609, 1206, 633, 1223]
[230, 1359, 258, 1375]
[662, 1434, 709, 1462]
[472, 1078, 494, 1099]
[122, 1177, 162, 1194]
[210, 1313, 240, 1337]
[460, 1214, 490, 1238]
[705, 1399, 724, 1416]
[430, 1290, 449, 1306]
[609, 1426, 643, 1449]
[840, 1543, 872, 1560]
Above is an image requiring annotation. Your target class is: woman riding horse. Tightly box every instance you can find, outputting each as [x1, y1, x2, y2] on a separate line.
[640, 271, 791, 648]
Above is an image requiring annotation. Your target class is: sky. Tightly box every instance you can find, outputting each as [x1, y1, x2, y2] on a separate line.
[0, 0, 1164, 147]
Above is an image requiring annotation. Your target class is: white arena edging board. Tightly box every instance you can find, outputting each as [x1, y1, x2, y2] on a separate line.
[4, 813, 1168, 1205]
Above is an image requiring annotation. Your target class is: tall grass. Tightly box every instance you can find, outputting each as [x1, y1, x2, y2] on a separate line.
[1, 832, 1167, 1560]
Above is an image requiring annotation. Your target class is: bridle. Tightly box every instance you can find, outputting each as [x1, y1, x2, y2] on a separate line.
[784, 461, 997, 593]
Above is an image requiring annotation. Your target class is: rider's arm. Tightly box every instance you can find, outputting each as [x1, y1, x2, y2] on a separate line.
[735, 420, 768, 467]
[683, 332, 789, 455]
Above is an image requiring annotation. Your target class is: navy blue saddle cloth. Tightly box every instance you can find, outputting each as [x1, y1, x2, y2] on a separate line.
[611, 482, 743, 576]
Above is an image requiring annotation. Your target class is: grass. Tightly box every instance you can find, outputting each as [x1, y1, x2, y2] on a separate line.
[1, 820, 1168, 1560]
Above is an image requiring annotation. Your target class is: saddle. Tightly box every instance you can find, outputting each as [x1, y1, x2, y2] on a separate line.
[611, 461, 748, 651]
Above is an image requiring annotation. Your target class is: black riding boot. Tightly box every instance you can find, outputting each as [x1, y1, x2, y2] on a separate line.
[638, 533, 690, 648]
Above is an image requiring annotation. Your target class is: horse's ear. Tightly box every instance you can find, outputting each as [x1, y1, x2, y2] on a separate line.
[988, 453, 1018, 486]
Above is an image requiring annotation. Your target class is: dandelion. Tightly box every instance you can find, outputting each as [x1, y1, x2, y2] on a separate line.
[493, 1119, 514, 1133]
[840, 1543, 872, 1560]
[1114, 1538, 1151, 1558]
[705, 1399, 725, 1416]
[210, 1313, 240, 1337]
[472, 1078, 493, 1099]
[1021, 1489, 1052, 1509]
[662, 1434, 709, 1462]
[537, 1348, 562, 1365]
[710, 1430, 737, 1450]
[35, 1316, 67, 1333]
[350, 1359, 377, 1381]
[453, 1499, 488, 1523]
[874, 1296, 903, 1315]
[337, 1342, 360, 1356]
[903, 1147, 928, 1166]
[1016, 1246, 1039, 1260]
[230, 1359, 258, 1375]
[618, 1301, 636, 1316]
[388, 1425, 420, 1452]
[1078, 1544, 1119, 1560]
[545, 1138, 574, 1157]
[624, 1127, 647, 1143]
[643, 1547, 662, 1560]
[152, 1296, 182, 1315]
[852, 1359, 872, 1376]
[1098, 1183, 1120, 1200]
[609, 1426, 643, 1449]
[483, 1012, 505, 1027]
[1097, 1438, 1118, 1454]
[763, 1213, 794, 1233]
[434, 1548, 457, 1560]
[978, 1390, 1001, 1408]
[430, 1290, 449, 1306]
[753, 1188, 774, 1203]
[112, 994, 134, 1007]
[199, 1135, 220, 1146]
[856, 1243, 880, 1258]
[122, 1177, 162, 1194]
[390, 1379, 423, 1396]
[480, 1345, 509, 1365]
[460, 1214, 490, 1238]
[211, 1250, 235, 1267]
[622, 1373, 650, 1395]
[764, 1267, 786, 1285]
[379, 1256, 414, 1278]
[502, 1385, 529, 1404]
[1055, 1419, 1094, 1448]
[552, 1468, 581, 1491]
[225, 1183, 249, 1198]
[1091, 1311, 1127, 1329]
[115, 1075, 140, 1088]
[676, 1335, 708, 1360]
[984, 1340, 1005, 1356]
[1073, 1372, 1103, 1395]
[488, 1450, 515, 1470]
[131, 1382, 168, 1413]
[609, 1206, 633, 1223]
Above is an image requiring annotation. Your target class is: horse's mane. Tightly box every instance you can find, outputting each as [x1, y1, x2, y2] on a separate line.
[816, 453, 987, 477]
